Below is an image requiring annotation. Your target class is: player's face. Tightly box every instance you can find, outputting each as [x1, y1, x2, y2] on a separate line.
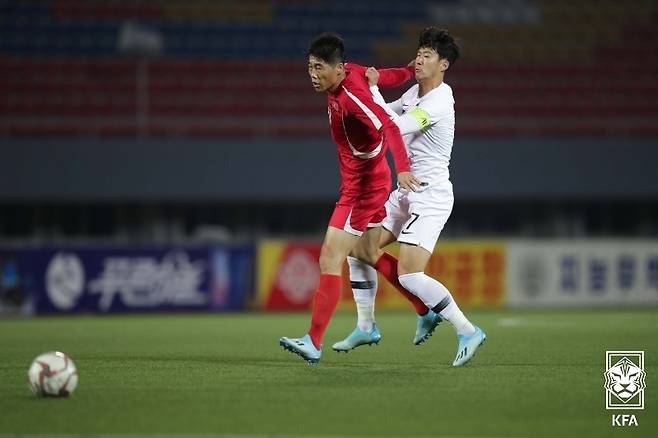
[308, 55, 344, 93]
[414, 47, 448, 81]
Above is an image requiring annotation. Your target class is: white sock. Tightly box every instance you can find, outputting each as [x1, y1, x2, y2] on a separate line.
[347, 256, 377, 332]
[398, 272, 476, 336]
[440, 300, 476, 336]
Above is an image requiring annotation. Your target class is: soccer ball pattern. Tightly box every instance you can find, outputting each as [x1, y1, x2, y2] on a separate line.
[28, 351, 78, 397]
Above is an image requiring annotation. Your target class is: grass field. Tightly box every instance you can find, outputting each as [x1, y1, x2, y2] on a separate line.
[0, 310, 656, 438]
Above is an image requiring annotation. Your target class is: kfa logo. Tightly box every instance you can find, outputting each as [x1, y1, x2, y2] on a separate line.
[604, 351, 645, 427]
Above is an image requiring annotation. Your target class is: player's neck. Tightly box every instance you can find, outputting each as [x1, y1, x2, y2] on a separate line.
[418, 74, 444, 97]
[328, 72, 346, 93]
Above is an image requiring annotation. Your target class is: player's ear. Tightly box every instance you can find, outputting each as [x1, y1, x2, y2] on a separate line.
[440, 59, 450, 72]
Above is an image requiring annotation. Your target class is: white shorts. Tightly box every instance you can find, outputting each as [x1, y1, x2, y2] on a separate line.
[382, 180, 454, 253]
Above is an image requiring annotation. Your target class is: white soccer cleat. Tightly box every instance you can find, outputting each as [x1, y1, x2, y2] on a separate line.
[452, 326, 486, 367]
[413, 310, 442, 345]
[279, 334, 321, 364]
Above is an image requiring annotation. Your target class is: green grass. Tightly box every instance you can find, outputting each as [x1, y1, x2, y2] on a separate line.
[0, 310, 656, 438]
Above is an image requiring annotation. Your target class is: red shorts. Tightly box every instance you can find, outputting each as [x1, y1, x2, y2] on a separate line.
[328, 186, 390, 236]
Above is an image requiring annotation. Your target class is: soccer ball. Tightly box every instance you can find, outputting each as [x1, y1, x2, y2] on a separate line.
[27, 351, 78, 397]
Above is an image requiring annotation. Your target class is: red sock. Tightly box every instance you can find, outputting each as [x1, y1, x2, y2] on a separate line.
[308, 273, 342, 349]
[374, 252, 428, 315]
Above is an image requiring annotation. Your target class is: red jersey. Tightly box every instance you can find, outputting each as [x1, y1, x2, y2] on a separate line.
[326, 63, 413, 197]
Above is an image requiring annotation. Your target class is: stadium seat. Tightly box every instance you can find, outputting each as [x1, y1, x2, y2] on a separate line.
[1, 0, 657, 138]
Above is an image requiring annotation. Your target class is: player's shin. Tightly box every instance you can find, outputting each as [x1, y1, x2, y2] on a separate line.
[438, 299, 476, 337]
[374, 252, 428, 315]
[398, 272, 476, 336]
[308, 273, 343, 349]
[347, 256, 377, 332]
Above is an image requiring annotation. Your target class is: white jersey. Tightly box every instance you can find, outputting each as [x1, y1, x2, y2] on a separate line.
[371, 82, 455, 184]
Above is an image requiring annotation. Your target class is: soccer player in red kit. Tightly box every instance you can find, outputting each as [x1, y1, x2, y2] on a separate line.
[279, 33, 421, 363]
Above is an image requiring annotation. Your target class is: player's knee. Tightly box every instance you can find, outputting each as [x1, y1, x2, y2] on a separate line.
[398, 271, 423, 289]
[350, 245, 381, 266]
[398, 245, 431, 275]
[365, 247, 383, 265]
[319, 244, 342, 273]
[397, 260, 421, 276]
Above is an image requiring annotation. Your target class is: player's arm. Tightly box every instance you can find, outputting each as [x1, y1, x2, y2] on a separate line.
[370, 85, 403, 116]
[343, 85, 419, 190]
[386, 97, 404, 115]
[381, 116, 420, 191]
[376, 86, 432, 135]
[375, 64, 415, 88]
[368, 83, 402, 117]
[367, 67, 438, 136]
[366, 68, 404, 116]
[349, 61, 414, 89]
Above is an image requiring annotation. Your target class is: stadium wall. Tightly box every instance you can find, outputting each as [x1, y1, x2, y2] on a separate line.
[2, 138, 658, 200]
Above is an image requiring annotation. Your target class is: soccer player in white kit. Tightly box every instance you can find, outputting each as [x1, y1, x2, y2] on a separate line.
[334, 27, 486, 366]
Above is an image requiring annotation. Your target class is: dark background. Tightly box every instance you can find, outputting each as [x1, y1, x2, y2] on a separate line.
[1, 0, 657, 240]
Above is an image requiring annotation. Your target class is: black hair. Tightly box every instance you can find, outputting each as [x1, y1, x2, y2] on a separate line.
[418, 27, 460, 65]
[308, 32, 345, 65]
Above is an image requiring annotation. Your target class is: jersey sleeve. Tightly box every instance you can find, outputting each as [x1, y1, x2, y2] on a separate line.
[387, 97, 404, 115]
[342, 84, 411, 173]
[381, 91, 453, 136]
[370, 85, 405, 117]
[376, 65, 415, 88]
[348, 62, 413, 89]
[346, 62, 367, 77]
[369, 85, 399, 118]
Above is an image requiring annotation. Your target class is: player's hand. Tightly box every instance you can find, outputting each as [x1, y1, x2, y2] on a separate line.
[365, 67, 380, 86]
[407, 59, 416, 69]
[397, 171, 421, 192]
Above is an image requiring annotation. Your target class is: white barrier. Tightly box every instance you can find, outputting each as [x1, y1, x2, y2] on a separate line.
[507, 240, 658, 307]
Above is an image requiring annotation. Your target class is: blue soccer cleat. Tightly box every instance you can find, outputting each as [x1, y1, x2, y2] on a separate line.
[279, 334, 321, 364]
[332, 323, 382, 352]
[413, 310, 443, 345]
[452, 326, 486, 366]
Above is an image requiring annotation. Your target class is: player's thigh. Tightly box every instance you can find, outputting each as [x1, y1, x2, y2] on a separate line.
[328, 201, 364, 237]
[348, 187, 390, 264]
[398, 242, 433, 275]
[329, 186, 388, 238]
[378, 227, 397, 249]
[346, 185, 390, 235]
[320, 226, 361, 274]
[399, 183, 454, 253]
[382, 189, 410, 240]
